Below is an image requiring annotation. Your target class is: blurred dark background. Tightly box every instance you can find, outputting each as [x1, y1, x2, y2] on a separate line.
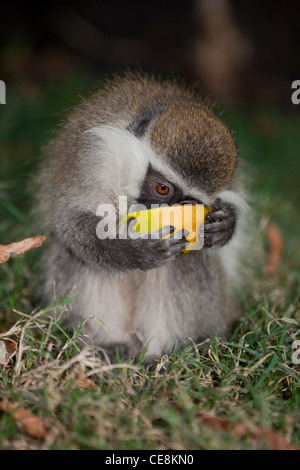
[0, 0, 299, 105]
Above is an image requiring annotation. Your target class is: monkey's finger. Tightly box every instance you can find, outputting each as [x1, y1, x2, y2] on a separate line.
[206, 210, 227, 222]
[140, 225, 175, 240]
[203, 231, 230, 248]
[167, 238, 189, 256]
[172, 228, 189, 240]
[127, 217, 138, 229]
[159, 225, 176, 239]
[163, 230, 189, 256]
[202, 220, 233, 233]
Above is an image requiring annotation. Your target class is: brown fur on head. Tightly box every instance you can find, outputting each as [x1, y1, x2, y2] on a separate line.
[149, 101, 238, 194]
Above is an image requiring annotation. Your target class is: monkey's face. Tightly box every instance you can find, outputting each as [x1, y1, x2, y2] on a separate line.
[136, 167, 187, 208]
[123, 100, 238, 210]
[78, 94, 239, 216]
[123, 102, 241, 252]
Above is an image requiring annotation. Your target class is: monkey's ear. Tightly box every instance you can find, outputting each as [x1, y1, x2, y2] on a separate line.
[127, 107, 162, 138]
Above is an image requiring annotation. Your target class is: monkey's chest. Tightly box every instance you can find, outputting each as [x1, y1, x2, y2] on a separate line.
[118, 274, 140, 331]
[99, 268, 180, 355]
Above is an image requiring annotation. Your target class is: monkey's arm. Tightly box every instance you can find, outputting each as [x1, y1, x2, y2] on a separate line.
[203, 199, 237, 248]
[59, 211, 188, 273]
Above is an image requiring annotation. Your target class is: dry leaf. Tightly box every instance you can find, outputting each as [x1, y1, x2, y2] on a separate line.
[266, 224, 285, 275]
[0, 235, 46, 264]
[258, 427, 296, 451]
[196, 412, 296, 450]
[0, 328, 17, 355]
[78, 377, 97, 390]
[0, 250, 10, 263]
[0, 401, 51, 440]
[196, 413, 248, 437]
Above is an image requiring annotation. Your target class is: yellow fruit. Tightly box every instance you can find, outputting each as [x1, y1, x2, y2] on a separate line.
[121, 204, 212, 255]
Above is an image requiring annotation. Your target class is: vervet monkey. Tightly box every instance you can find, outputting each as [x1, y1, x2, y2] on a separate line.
[36, 72, 247, 361]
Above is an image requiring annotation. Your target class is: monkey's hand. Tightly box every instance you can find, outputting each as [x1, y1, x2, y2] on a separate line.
[61, 211, 189, 273]
[127, 221, 189, 269]
[202, 199, 237, 248]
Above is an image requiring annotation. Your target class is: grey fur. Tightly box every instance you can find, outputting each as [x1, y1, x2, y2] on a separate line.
[35, 73, 246, 361]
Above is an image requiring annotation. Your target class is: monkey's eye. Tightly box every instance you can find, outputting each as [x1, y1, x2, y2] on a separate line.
[156, 183, 170, 195]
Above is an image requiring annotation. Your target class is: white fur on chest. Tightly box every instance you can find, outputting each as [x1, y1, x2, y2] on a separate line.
[76, 266, 182, 356]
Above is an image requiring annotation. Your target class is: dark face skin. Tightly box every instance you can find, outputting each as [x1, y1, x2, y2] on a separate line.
[136, 165, 237, 249]
[137, 166, 197, 208]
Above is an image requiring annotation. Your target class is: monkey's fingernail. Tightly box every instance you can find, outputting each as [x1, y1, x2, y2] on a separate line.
[206, 214, 212, 220]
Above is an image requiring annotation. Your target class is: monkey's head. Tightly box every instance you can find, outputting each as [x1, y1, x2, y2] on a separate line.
[123, 95, 239, 210]
[44, 75, 241, 222]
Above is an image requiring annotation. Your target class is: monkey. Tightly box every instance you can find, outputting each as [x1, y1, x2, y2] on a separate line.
[35, 72, 248, 362]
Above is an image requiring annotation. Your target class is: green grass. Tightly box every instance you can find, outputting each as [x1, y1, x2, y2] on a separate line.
[0, 75, 300, 450]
